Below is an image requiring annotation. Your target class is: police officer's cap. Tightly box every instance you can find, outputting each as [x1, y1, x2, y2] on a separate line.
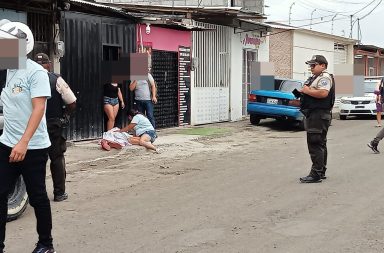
[305, 55, 328, 65]
[34, 53, 50, 64]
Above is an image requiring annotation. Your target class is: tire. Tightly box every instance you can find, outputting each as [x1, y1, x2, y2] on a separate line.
[250, 114, 261, 125]
[339, 115, 347, 120]
[7, 176, 28, 222]
[298, 120, 305, 130]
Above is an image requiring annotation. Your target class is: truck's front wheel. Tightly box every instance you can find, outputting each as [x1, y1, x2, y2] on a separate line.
[7, 176, 28, 222]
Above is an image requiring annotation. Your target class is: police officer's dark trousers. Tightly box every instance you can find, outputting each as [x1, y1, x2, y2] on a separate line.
[305, 109, 331, 177]
[47, 119, 67, 197]
[0, 143, 53, 250]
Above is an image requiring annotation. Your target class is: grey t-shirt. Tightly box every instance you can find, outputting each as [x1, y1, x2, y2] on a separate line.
[134, 73, 154, 101]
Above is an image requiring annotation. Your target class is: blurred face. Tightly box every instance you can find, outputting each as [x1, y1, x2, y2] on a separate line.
[309, 62, 326, 75]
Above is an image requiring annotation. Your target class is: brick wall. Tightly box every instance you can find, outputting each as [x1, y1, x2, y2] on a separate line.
[269, 28, 293, 79]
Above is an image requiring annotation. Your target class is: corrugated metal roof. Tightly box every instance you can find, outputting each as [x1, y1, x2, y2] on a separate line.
[70, 0, 133, 17]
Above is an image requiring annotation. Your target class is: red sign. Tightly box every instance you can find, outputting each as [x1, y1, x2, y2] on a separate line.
[242, 34, 261, 46]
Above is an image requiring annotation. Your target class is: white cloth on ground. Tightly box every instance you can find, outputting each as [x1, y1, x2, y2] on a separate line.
[101, 127, 132, 147]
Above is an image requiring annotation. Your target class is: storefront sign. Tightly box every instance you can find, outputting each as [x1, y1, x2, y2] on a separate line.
[178, 46, 191, 125]
[241, 33, 262, 48]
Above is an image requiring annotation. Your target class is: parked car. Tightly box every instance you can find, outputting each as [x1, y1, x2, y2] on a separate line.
[339, 76, 383, 120]
[0, 99, 29, 222]
[247, 78, 305, 129]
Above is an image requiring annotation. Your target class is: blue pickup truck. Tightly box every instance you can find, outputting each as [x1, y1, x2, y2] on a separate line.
[247, 78, 305, 129]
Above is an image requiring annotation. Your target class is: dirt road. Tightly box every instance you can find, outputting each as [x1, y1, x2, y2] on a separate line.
[5, 118, 384, 253]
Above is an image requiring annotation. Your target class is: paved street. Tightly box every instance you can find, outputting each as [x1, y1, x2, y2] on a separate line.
[5, 117, 384, 253]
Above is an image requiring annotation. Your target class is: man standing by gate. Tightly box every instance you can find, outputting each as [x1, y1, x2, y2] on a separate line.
[35, 53, 77, 202]
[299, 55, 335, 183]
[129, 71, 157, 128]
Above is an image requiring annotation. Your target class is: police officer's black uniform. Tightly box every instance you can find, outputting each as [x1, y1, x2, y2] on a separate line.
[300, 55, 335, 183]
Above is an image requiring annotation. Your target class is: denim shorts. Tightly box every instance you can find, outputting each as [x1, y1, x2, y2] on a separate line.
[140, 130, 157, 143]
[104, 96, 119, 106]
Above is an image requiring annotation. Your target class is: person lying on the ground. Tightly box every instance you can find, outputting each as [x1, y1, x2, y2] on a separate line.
[117, 109, 158, 152]
[100, 127, 132, 151]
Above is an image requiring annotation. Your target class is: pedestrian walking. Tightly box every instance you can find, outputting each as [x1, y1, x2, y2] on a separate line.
[374, 79, 383, 127]
[299, 55, 335, 183]
[368, 78, 384, 154]
[129, 71, 157, 128]
[34, 53, 77, 202]
[0, 21, 56, 253]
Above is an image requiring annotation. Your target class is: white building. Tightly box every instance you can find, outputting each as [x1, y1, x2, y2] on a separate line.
[267, 22, 357, 81]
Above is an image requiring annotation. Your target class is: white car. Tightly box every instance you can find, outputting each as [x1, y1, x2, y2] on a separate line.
[339, 77, 382, 120]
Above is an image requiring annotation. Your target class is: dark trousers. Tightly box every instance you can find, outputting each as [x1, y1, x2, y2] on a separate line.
[305, 110, 331, 177]
[0, 143, 53, 250]
[47, 122, 67, 196]
[135, 100, 156, 128]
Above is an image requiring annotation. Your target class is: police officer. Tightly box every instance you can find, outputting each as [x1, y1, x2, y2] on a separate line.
[35, 53, 77, 201]
[299, 55, 335, 183]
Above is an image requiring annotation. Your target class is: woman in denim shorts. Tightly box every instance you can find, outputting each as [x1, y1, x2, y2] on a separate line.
[104, 83, 124, 130]
[118, 109, 158, 152]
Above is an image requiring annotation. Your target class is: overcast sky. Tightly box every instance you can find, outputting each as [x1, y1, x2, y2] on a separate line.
[264, 0, 383, 48]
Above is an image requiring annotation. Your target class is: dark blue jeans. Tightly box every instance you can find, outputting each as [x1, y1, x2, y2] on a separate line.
[0, 143, 53, 250]
[135, 99, 156, 128]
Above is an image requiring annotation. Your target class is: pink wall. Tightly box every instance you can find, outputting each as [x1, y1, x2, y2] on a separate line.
[137, 24, 191, 52]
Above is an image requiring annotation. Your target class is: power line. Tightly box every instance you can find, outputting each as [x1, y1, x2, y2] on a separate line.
[350, 0, 382, 37]
[267, 16, 350, 38]
[321, 0, 368, 4]
[358, 0, 382, 19]
[296, 0, 351, 16]
[275, 14, 335, 23]
[352, 0, 377, 15]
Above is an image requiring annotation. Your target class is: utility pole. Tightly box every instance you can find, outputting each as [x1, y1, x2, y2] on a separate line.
[289, 2, 295, 25]
[310, 9, 316, 30]
[331, 14, 337, 34]
[349, 15, 353, 38]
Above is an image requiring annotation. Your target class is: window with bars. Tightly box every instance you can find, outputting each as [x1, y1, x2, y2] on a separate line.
[27, 12, 52, 57]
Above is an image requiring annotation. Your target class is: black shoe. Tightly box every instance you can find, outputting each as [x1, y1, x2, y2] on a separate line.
[54, 192, 68, 202]
[32, 243, 56, 253]
[367, 141, 380, 154]
[320, 174, 327, 179]
[300, 175, 322, 183]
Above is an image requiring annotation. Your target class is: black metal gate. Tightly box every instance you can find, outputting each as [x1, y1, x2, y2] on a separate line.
[152, 50, 179, 128]
[60, 11, 135, 140]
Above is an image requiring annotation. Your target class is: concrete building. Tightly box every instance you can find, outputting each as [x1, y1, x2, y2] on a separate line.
[267, 22, 357, 81]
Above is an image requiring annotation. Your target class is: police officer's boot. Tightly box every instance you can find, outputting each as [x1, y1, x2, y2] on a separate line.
[300, 172, 322, 183]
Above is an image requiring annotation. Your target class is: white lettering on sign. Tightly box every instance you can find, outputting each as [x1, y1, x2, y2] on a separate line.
[242, 33, 261, 46]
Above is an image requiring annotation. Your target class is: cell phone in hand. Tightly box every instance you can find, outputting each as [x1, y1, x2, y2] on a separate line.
[292, 88, 302, 98]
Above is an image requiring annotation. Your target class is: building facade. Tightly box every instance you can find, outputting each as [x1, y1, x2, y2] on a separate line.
[354, 45, 384, 76]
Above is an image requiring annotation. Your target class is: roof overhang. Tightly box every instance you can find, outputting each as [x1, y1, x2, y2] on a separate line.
[103, 2, 269, 31]
[69, 0, 137, 19]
